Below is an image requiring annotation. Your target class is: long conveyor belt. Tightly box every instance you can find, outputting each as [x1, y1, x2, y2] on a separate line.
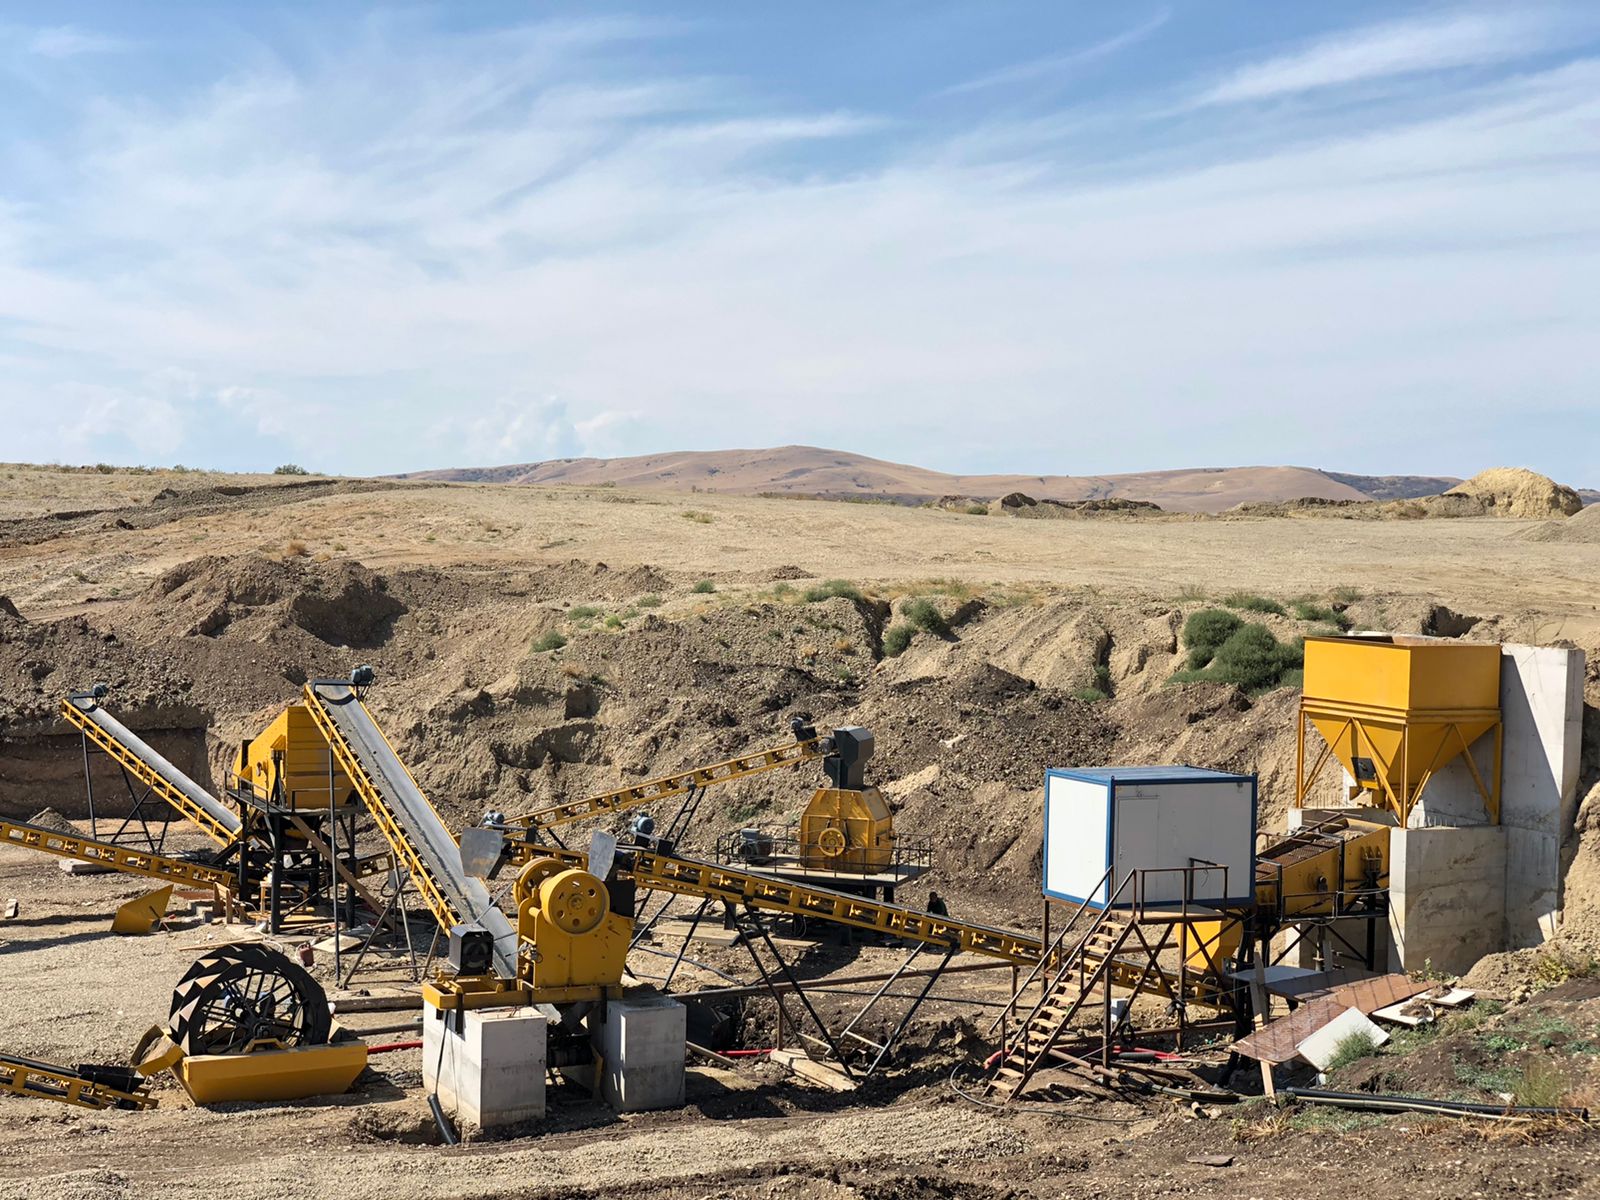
[0, 1053, 154, 1111]
[508, 733, 825, 832]
[302, 680, 519, 980]
[627, 848, 1047, 966]
[60, 694, 241, 847]
[1, 819, 236, 890]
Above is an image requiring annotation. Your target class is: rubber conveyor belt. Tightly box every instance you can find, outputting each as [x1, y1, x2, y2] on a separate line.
[61, 694, 241, 846]
[304, 680, 518, 979]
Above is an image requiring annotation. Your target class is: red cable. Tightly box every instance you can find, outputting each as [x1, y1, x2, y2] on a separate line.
[366, 1039, 424, 1053]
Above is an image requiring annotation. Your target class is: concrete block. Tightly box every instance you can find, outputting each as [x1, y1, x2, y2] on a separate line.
[423, 1005, 546, 1129]
[1387, 826, 1506, 976]
[591, 994, 685, 1111]
[1499, 644, 1585, 947]
[1408, 643, 1584, 949]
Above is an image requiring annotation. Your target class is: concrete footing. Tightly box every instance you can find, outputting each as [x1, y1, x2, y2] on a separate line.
[590, 994, 686, 1112]
[422, 1005, 547, 1129]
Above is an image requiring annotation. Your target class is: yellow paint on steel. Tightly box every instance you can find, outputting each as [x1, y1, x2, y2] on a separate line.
[234, 704, 357, 811]
[111, 885, 174, 935]
[507, 735, 826, 830]
[58, 699, 237, 846]
[299, 685, 462, 936]
[0, 1055, 155, 1111]
[1298, 636, 1502, 825]
[174, 1038, 367, 1104]
[0, 819, 236, 890]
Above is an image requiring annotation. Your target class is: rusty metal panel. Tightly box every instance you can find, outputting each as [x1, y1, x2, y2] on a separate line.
[1232, 997, 1347, 1064]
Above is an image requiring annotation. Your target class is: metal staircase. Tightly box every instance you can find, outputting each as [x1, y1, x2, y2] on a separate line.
[985, 864, 1232, 1104]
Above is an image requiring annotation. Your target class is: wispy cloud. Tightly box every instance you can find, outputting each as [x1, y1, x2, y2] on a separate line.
[940, 9, 1170, 97]
[0, 11, 1595, 480]
[1195, 9, 1586, 106]
[26, 25, 128, 59]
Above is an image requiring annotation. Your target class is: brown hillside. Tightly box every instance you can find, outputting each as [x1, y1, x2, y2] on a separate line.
[398, 446, 1374, 514]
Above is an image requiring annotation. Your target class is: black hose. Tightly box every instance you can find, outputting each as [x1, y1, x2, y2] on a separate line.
[1282, 1087, 1589, 1122]
[427, 1092, 459, 1145]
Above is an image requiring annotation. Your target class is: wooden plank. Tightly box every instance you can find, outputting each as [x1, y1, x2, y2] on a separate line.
[770, 1049, 857, 1092]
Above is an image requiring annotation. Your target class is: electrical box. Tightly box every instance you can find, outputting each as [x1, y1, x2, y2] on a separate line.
[1042, 766, 1256, 909]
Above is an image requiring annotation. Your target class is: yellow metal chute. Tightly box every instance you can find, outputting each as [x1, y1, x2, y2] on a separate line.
[1297, 635, 1502, 825]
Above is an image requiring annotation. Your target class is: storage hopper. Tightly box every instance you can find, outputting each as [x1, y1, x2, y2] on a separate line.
[1296, 635, 1501, 825]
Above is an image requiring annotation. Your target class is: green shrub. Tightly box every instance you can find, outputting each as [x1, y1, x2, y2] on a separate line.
[692, 579, 716, 594]
[1173, 619, 1302, 693]
[273, 463, 310, 475]
[1182, 609, 1243, 669]
[1209, 624, 1301, 691]
[533, 631, 567, 652]
[1291, 600, 1352, 629]
[965, 504, 989, 516]
[638, 594, 663, 608]
[568, 605, 601, 621]
[803, 579, 864, 604]
[680, 510, 714, 524]
[1222, 592, 1285, 616]
[1071, 687, 1108, 702]
[1324, 1030, 1378, 1073]
[604, 614, 623, 629]
[883, 623, 913, 657]
[902, 597, 950, 637]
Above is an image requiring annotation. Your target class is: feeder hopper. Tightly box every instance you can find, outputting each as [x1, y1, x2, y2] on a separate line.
[1297, 636, 1501, 825]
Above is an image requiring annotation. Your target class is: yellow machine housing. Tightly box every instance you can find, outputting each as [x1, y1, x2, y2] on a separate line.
[799, 786, 896, 872]
[1181, 817, 1391, 970]
[1298, 636, 1502, 825]
[511, 858, 630, 1003]
[174, 1038, 366, 1105]
[236, 704, 358, 811]
[796, 727, 896, 873]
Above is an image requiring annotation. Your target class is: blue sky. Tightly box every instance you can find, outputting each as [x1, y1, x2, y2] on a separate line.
[1, 3, 1596, 483]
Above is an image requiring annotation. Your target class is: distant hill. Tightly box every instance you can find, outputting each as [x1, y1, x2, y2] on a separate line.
[394, 447, 1495, 515]
[1322, 471, 1461, 502]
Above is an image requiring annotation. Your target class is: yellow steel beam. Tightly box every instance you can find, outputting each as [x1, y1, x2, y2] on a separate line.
[0, 819, 236, 890]
[300, 686, 462, 936]
[506, 735, 826, 831]
[0, 1055, 155, 1111]
[57, 699, 236, 846]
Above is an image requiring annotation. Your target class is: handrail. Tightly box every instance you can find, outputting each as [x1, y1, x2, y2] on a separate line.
[987, 863, 1114, 1036]
[1003, 868, 1141, 1051]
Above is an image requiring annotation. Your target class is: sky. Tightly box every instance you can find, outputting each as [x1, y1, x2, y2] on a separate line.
[1, 3, 1597, 482]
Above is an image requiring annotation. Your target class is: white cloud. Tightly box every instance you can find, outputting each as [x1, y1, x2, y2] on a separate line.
[27, 25, 128, 59]
[940, 9, 1171, 96]
[1196, 9, 1585, 107]
[0, 14, 1594, 480]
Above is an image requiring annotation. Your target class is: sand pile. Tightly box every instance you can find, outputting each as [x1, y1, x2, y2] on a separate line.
[1524, 501, 1600, 544]
[1445, 467, 1582, 518]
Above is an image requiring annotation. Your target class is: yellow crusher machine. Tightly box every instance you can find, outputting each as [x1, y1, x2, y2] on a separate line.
[500, 719, 900, 876]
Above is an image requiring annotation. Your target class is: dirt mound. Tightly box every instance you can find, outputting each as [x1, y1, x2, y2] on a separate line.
[1524, 502, 1600, 544]
[24, 807, 77, 834]
[525, 560, 674, 601]
[147, 555, 404, 645]
[1446, 467, 1582, 518]
[997, 494, 1163, 519]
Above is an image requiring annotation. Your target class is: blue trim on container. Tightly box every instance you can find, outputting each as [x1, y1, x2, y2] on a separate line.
[1040, 767, 1260, 909]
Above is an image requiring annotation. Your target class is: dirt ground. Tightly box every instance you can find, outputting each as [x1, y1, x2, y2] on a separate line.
[2, 465, 1599, 1198]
